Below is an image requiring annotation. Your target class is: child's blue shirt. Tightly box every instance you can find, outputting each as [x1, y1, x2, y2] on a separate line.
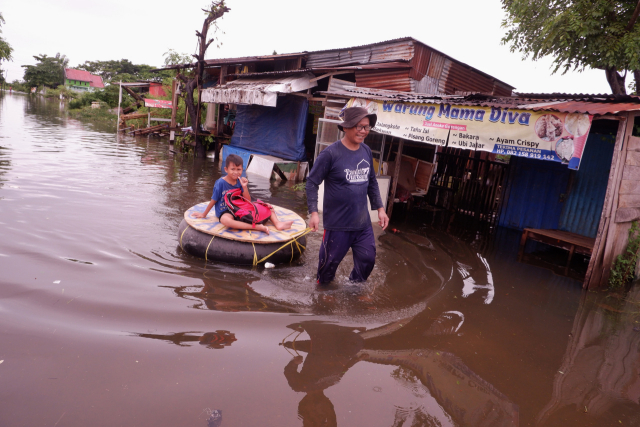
[211, 177, 241, 218]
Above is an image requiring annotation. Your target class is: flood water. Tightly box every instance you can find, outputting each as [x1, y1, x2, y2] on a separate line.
[1, 92, 639, 427]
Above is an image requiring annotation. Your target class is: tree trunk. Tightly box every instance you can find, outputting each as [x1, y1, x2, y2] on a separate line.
[634, 70, 640, 95]
[605, 67, 627, 95]
[179, 1, 230, 157]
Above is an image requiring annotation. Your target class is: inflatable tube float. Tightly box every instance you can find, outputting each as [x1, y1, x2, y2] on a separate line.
[178, 202, 308, 265]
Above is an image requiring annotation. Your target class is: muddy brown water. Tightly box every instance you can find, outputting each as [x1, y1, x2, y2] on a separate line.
[1, 93, 639, 427]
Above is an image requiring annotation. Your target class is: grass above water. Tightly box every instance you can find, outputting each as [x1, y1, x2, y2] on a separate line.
[69, 106, 117, 123]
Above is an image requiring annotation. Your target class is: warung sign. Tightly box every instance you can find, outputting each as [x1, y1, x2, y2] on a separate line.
[346, 98, 593, 170]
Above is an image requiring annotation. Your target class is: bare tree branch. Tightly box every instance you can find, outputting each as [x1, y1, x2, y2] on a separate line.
[627, 0, 640, 31]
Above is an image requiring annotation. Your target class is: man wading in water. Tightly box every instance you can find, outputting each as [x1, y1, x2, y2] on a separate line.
[306, 107, 389, 284]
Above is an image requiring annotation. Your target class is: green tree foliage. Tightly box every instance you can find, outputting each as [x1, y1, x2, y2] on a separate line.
[76, 59, 171, 83]
[501, 0, 640, 94]
[22, 53, 69, 89]
[69, 85, 128, 109]
[163, 49, 192, 67]
[0, 12, 14, 84]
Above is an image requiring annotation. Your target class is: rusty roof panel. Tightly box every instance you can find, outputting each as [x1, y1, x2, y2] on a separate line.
[306, 40, 414, 68]
[414, 75, 442, 95]
[438, 59, 452, 94]
[409, 43, 431, 81]
[444, 61, 495, 95]
[493, 81, 513, 97]
[356, 69, 413, 92]
[328, 77, 357, 92]
[427, 52, 446, 79]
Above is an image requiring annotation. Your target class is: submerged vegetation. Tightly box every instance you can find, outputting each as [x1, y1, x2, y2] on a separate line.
[609, 221, 640, 289]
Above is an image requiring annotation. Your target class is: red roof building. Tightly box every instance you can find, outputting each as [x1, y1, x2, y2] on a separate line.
[64, 68, 104, 92]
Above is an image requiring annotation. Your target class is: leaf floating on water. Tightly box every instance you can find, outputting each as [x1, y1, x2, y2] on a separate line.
[558, 370, 564, 374]
[53, 280, 61, 284]
[584, 406, 588, 413]
[0, 360, 3, 364]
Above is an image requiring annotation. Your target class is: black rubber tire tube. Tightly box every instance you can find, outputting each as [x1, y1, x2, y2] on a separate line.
[178, 219, 306, 265]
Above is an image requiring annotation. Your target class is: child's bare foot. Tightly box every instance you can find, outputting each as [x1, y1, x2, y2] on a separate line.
[255, 224, 270, 235]
[275, 220, 293, 231]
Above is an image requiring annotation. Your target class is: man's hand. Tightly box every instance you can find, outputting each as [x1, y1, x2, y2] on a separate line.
[239, 177, 249, 187]
[309, 212, 320, 232]
[377, 208, 389, 230]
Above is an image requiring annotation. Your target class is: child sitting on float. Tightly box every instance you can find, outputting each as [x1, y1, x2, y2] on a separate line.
[193, 154, 293, 235]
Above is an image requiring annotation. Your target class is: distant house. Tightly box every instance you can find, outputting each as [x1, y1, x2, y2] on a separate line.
[64, 68, 105, 92]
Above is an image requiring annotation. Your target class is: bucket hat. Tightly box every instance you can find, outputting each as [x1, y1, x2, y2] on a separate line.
[338, 107, 377, 131]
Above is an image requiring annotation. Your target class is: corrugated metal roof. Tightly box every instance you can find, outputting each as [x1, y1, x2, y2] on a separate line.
[306, 37, 515, 90]
[201, 72, 316, 107]
[521, 100, 640, 114]
[514, 93, 640, 101]
[306, 39, 415, 68]
[226, 63, 412, 79]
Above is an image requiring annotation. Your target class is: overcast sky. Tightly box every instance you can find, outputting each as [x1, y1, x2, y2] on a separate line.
[2, 0, 613, 94]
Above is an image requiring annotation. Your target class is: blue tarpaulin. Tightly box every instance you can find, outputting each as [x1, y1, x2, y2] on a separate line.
[230, 95, 308, 161]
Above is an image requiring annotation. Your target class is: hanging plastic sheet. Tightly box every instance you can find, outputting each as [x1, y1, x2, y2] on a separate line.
[230, 96, 308, 161]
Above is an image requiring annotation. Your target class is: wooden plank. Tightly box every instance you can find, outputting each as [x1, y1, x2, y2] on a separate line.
[415, 160, 435, 190]
[618, 194, 640, 208]
[523, 228, 595, 249]
[585, 116, 629, 288]
[622, 164, 640, 180]
[615, 207, 640, 223]
[625, 151, 640, 166]
[598, 115, 636, 287]
[386, 138, 404, 219]
[628, 135, 640, 151]
[619, 179, 640, 195]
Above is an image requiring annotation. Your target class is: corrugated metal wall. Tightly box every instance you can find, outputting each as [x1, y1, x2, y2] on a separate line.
[356, 69, 412, 92]
[499, 134, 614, 237]
[559, 134, 615, 238]
[498, 157, 571, 230]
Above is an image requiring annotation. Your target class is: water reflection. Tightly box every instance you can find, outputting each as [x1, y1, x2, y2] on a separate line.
[135, 330, 237, 349]
[283, 322, 365, 426]
[536, 284, 640, 425]
[282, 320, 518, 427]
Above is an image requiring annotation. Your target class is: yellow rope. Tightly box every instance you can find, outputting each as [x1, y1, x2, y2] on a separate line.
[204, 235, 215, 262]
[253, 228, 312, 266]
[251, 242, 258, 266]
[180, 226, 189, 251]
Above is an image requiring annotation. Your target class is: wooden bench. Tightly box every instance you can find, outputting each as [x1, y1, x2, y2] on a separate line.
[518, 228, 595, 275]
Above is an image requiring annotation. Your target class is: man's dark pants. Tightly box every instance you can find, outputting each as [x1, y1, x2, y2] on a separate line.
[317, 226, 376, 284]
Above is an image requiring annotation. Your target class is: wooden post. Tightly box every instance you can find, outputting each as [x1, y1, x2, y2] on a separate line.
[216, 66, 228, 138]
[386, 138, 404, 219]
[116, 81, 122, 131]
[170, 79, 178, 142]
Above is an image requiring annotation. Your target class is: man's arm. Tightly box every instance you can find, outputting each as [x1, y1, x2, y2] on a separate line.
[306, 149, 332, 232]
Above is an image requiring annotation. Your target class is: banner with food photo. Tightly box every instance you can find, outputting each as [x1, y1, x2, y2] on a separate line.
[346, 98, 593, 170]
